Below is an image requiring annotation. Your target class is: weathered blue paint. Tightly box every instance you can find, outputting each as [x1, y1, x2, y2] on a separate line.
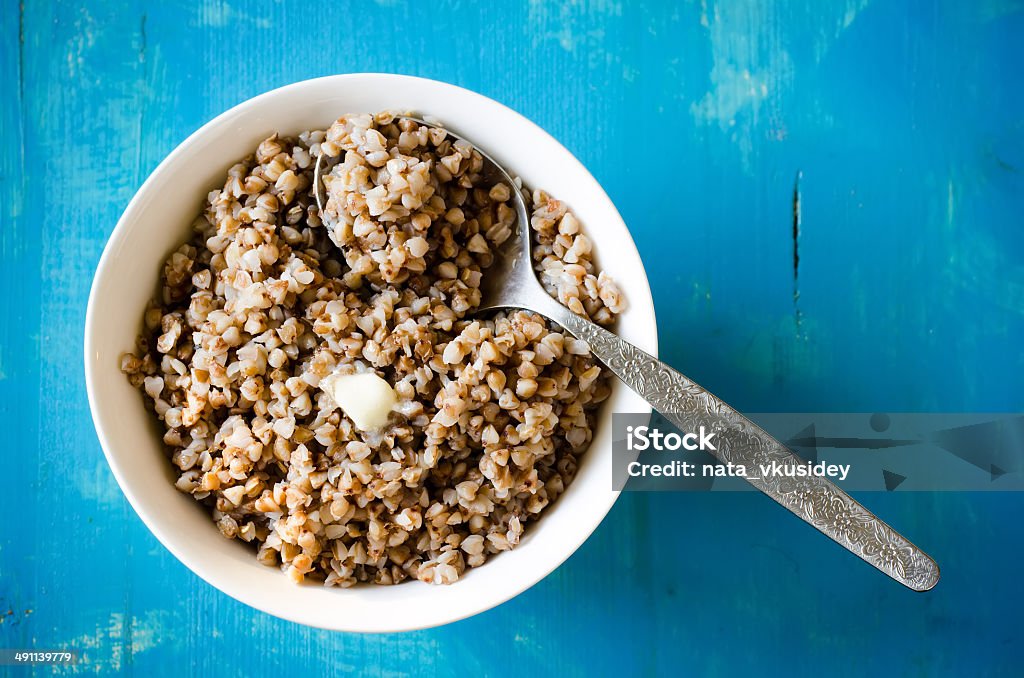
[1, 0, 1022, 675]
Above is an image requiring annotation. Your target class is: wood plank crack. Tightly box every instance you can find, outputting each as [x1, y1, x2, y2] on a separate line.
[792, 169, 803, 329]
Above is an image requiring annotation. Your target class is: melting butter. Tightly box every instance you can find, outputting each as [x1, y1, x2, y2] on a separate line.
[320, 372, 397, 431]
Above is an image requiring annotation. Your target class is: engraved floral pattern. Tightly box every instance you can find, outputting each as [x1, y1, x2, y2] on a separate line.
[560, 312, 940, 591]
[863, 534, 915, 580]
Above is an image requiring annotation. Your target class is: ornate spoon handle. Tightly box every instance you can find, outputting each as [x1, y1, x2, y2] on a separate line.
[542, 300, 939, 591]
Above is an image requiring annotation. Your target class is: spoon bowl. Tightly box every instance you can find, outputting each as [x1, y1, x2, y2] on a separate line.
[314, 117, 544, 314]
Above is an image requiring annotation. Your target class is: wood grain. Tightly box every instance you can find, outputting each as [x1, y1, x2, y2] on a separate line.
[1, 0, 1023, 674]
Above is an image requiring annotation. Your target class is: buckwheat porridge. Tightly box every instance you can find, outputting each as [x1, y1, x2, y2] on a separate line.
[120, 112, 625, 586]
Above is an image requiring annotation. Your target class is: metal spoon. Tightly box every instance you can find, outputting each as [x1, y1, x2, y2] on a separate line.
[315, 118, 940, 591]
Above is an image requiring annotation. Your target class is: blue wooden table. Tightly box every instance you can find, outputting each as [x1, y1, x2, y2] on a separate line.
[2, 0, 1022, 675]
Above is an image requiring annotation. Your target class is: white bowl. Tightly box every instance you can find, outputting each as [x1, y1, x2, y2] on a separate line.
[85, 74, 657, 632]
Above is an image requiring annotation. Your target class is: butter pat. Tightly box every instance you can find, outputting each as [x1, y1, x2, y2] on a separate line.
[320, 372, 397, 431]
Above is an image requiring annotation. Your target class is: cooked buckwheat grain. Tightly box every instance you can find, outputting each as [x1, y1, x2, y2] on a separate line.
[121, 112, 626, 586]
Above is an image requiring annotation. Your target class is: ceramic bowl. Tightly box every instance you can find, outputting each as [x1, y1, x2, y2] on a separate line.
[85, 74, 657, 632]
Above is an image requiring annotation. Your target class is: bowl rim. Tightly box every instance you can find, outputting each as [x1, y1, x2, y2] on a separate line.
[84, 73, 658, 632]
